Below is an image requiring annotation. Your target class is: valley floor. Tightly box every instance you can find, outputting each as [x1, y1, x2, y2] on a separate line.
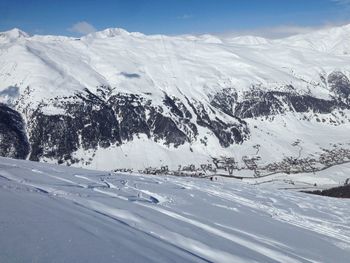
[0, 157, 350, 262]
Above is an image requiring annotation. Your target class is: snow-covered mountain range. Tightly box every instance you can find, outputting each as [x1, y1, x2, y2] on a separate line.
[1, 25, 350, 171]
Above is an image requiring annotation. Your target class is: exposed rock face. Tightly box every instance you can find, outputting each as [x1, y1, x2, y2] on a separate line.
[188, 98, 249, 147]
[0, 103, 29, 159]
[209, 88, 237, 117]
[328, 71, 350, 100]
[209, 74, 350, 119]
[305, 184, 350, 199]
[233, 90, 347, 119]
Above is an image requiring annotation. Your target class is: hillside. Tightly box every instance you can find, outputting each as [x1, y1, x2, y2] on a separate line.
[0, 25, 350, 171]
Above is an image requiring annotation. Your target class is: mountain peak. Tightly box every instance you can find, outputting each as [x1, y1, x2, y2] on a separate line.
[87, 28, 130, 38]
[83, 27, 148, 40]
[0, 28, 29, 40]
[340, 23, 350, 30]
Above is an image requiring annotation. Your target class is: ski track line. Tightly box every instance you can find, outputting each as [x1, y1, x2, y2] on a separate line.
[125, 183, 170, 204]
[31, 169, 91, 189]
[213, 222, 319, 263]
[93, 188, 129, 201]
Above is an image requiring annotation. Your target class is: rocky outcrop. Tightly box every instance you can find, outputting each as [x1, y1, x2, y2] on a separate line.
[210, 76, 350, 119]
[234, 90, 347, 118]
[209, 88, 237, 117]
[0, 103, 29, 159]
[305, 184, 350, 199]
[328, 71, 350, 100]
[188, 98, 249, 147]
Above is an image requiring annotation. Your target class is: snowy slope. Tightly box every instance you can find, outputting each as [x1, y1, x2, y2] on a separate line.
[0, 25, 350, 171]
[1, 156, 350, 262]
[1, 26, 350, 103]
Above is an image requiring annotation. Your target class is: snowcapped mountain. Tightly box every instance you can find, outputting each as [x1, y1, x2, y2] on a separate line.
[0, 25, 350, 171]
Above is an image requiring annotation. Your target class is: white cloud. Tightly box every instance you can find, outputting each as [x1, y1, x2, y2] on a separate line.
[332, 0, 350, 5]
[68, 21, 96, 35]
[249, 25, 323, 38]
[177, 14, 193, 20]
[221, 22, 350, 39]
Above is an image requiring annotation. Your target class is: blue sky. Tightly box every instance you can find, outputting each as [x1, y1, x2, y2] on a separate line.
[1, 0, 350, 37]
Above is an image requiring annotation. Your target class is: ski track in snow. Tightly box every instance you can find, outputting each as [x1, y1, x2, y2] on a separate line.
[1, 157, 350, 262]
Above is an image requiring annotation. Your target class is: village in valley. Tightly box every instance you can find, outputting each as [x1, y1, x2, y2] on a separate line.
[112, 141, 350, 189]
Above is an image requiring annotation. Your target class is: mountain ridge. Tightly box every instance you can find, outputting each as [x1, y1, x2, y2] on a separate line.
[3, 23, 350, 41]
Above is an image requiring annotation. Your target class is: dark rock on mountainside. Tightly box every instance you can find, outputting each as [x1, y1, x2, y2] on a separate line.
[328, 71, 350, 99]
[237, 90, 347, 118]
[187, 98, 249, 147]
[209, 88, 237, 117]
[26, 87, 211, 164]
[304, 184, 350, 199]
[147, 109, 189, 147]
[0, 103, 29, 159]
[210, 84, 349, 119]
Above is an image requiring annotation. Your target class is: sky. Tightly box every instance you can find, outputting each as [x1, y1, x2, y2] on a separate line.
[1, 0, 350, 38]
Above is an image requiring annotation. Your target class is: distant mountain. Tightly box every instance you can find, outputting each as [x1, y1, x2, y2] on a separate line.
[0, 25, 350, 170]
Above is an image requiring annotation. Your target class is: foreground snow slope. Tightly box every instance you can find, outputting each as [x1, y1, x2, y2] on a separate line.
[1, 157, 349, 262]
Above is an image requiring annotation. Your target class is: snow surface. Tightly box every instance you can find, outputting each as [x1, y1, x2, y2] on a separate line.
[1, 156, 350, 262]
[239, 162, 350, 190]
[1, 24, 350, 105]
